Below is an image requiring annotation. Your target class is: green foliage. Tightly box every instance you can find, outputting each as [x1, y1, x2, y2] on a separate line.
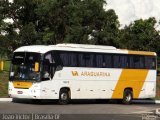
[0, 0, 160, 56]
[35, 0, 120, 45]
[0, 60, 10, 97]
[4, 61, 10, 72]
[0, 0, 120, 56]
[0, 71, 9, 97]
[119, 17, 160, 53]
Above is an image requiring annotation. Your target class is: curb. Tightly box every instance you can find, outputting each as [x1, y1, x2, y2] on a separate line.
[132, 100, 160, 104]
[0, 98, 12, 102]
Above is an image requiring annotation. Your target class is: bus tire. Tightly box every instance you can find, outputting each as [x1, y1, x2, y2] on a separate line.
[59, 89, 70, 105]
[122, 89, 132, 105]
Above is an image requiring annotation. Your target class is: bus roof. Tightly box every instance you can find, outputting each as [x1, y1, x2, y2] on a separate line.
[54, 44, 117, 50]
[14, 44, 156, 56]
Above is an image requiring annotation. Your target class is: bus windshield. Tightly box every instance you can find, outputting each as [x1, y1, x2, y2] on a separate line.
[10, 52, 41, 81]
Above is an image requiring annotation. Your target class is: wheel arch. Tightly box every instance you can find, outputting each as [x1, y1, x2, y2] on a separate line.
[122, 87, 133, 104]
[124, 87, 133, 97]
[124, 87, 133, 91]
[60, 87, 71, 98]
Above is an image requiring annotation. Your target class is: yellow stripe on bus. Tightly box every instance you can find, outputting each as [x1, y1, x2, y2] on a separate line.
[112, 69, 148, 99]
[128, 50, 155, 56]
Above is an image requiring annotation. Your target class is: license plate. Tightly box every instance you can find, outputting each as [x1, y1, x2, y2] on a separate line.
[17, 91, 23, 94]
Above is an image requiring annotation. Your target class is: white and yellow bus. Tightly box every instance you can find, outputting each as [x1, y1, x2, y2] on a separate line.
[8, 44, 157, 104]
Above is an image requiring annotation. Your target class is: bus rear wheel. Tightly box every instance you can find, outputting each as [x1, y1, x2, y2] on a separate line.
[122, 89, 132, 105]
[59, 89, 70, 105]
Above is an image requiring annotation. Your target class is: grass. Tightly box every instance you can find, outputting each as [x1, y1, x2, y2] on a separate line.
[156, 76, 160, 99]
[0, 71, 8, 97]
[3, 60, 10, 72]
[0, 60, 10, 97]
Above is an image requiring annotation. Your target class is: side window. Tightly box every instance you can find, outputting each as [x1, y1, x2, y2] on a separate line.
[78, 53, 85, 67]
[129, 56, 134, 68]
[44, 52, 54, 63]
[119, 55, 128, 68]
[69, 53, 77, 67]
[43, 52, 53, 80]
[53, 51, 61, 66]
[113, 55, 120, 68]
[113, 55, 128, 68]
[134, 56, 144, 69]
[96, 54, 103, 68]
[145, 56, 156, 69]
[78, 53, 94, 67]
[85, 54, 94, 67]
[59, 52, 69, 66]
[103, 54, 112, 68]
[139, 56, 144, 68]
[129, 55, 144, 69]
[59, 52, 77, 67]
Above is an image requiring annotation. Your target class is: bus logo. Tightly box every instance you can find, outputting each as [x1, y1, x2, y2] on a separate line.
[72, 71, 79, 76]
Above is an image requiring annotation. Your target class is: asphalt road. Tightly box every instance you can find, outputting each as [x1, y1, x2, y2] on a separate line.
[0, 99, 160, 120]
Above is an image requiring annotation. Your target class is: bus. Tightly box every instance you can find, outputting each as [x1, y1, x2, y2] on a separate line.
[8, 44, 157, 104]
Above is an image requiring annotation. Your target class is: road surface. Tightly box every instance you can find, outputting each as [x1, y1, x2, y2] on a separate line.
[0, 99, 160, 120]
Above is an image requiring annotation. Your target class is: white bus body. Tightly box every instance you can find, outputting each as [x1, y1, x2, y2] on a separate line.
[8, 44, 157, 104]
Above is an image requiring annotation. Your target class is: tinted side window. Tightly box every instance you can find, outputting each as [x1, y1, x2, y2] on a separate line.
[145, 56, 156, 69]
[59, 53, 69, 66]
[119, 55, 128, 68]
[78, 53, 94, 67]
[113, 55, 120, 68]
[78, 53, 85, 67]
[96, 54, 103, 68]
[139, 56, 145, 68]
[59, 52, 77, 67]
[111, 55, 128, 68]
[129, 56, 134, 68]
[43, 52, 54, 80]
[103, 54, 112, 68]
[85, 54, 94, 67]
[44, 52, 53, 63]
[69, 53, 77, 67]
[129, 55, 144, 69]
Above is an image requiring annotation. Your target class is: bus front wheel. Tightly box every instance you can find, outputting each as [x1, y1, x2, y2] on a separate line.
[59, 89, 70, 105]
[122, 89, 133, 105]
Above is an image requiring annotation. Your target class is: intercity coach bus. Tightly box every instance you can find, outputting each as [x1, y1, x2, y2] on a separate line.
[8, 44, 157, 104]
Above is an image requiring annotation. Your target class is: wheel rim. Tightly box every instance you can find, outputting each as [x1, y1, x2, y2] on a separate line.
[125, 94, 131, 102]
[61, 93, 68, 100]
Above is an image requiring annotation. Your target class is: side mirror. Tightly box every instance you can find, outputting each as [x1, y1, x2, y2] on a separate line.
[0, 61, 4, 71]
[34, 62, 39, 72]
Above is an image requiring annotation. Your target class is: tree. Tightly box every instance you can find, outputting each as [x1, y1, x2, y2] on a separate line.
[0, 0, 120, 53]
[0, 0, 15, 57]
[3, 0, 160, 56]
[35, 0, 120, 45]
[0, 0, 41, 57]
[119, 17, 160, 53]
